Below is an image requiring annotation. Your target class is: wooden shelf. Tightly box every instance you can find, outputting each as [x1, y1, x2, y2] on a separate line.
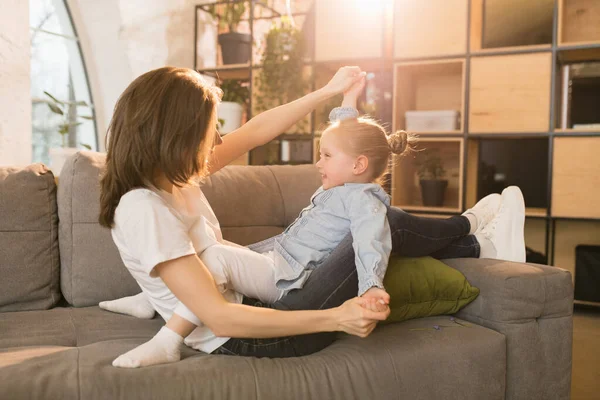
[410, 130, 463, 136]
[526, 208, 548, 217]
[393, 59, 465, 133]
[470, 44, 552, 56]
[394, 0, 468, 59]
[525, 217, 548, 258]
[470, 0, 553, 52]
[558, 0, 600, 46]
[465, 137, 549, 212]
[469, 52, 552, 133]
[552, 137, 600, 219]
[554, 128, 600, 133]
[314, 0, 384, 62]
[198, 64, 251, 80]
[400, 205, 462, 213]
[410, 212, 459, 219]
[557, 46, 600, 64]
[553, 220, 600, 279]
[391, 138, 464, 212]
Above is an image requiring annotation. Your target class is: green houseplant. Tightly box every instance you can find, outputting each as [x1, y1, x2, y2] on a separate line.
[44, 91, 93, 174]
[206, 1, 251, 65]
[254, 16, 309, 133]
[217, 79, 249, 134]
[415, 150, 448, 207]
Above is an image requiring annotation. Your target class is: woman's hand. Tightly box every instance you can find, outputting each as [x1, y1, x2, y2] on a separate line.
[335, 297, 390, 338]
[324, 66, 367, 96]
[341, 75, 367, 109]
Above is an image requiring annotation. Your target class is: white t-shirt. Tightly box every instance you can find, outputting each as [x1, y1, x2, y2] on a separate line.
[111, 184, 242, 353]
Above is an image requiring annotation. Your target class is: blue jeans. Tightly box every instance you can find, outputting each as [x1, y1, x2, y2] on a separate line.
[213, 208, 479, 358]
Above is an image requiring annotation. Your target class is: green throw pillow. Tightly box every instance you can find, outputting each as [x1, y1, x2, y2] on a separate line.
[382, 256, 479, 324]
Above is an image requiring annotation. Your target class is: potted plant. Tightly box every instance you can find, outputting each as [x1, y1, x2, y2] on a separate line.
[207, 1, 251, 65]
[415, 150, 448, 207]
[254, 16, 308, 132]
[44, 91, 93, 175]
[217, 79, 249, 134]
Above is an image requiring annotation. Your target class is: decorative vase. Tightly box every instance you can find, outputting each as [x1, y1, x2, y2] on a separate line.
[419, 179, 448, 207]
[218, 32, 251, 65]
[217, 101, 244, 134]
[49, 147, 79, 177]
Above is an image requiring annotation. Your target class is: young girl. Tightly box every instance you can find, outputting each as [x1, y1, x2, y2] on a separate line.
[101, 69, 525, 367]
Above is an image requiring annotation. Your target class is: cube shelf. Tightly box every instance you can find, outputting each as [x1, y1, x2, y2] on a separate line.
[393, 59, 465, 134]
[391, 138, 464, 212]
[468, 52, 552, 133]
[394, 0, 468, 59]
[558, 0, 600, 46]
[553, 220, 600, 280]
[466, 138, 549, 217]
[552, 137, 600, 219]
[554, 48, 600, 131]
[315, 0, 387, 62]
[470, 0, 553, 52]
[525, 218, 550, 262]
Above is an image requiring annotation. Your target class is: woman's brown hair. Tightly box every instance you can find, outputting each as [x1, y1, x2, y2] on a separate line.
[98, 67, 221, 228]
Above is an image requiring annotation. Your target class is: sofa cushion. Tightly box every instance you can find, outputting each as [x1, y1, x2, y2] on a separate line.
[0, 164, 61, 312]
[384, 256, 480, 323]
[0, 315, 506, 400]
[58, 152, 322, 306]
[58, 151, 140, 307]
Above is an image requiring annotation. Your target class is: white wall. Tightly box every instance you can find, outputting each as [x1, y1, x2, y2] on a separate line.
[69, 0, 197, 150]
[0, 0, 31, 166]
[0, 0, 199, 160]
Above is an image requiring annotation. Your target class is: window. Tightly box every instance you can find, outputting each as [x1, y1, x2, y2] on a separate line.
[30, 0, 97, 165]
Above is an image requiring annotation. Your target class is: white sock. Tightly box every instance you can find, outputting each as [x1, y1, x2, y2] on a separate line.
[112, 326, 183, 368]
[464, 213, 478, 235]
[475, 234, 497, 259]
[99, 292, 155, 319]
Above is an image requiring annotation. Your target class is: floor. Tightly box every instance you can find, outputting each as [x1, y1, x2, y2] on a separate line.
[571, 305, 600, 400]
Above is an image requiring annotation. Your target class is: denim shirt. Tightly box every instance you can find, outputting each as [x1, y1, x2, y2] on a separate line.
[252, 183, 391, 296]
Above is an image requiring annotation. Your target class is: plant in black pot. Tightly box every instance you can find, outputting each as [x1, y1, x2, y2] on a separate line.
[415, 150, 448, 207]
[207, 1, 251, 65]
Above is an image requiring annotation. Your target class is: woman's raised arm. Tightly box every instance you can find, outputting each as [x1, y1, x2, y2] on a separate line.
[208, 66, 366, 174]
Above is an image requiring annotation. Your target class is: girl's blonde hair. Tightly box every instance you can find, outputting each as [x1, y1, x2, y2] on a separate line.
[323, 117, 417, 185]
[99, 67, 222, 228]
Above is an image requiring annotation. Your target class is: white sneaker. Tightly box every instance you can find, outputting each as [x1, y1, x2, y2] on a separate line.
[462, 193, 502, 234]
[476, 186, 526, 262]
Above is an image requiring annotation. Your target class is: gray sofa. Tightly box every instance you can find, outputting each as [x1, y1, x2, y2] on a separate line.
[0, 151, 573, 400]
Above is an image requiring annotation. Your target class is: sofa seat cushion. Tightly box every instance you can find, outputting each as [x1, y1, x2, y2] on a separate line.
[0, 314, 506, 400]
[0, 307, 163, 349]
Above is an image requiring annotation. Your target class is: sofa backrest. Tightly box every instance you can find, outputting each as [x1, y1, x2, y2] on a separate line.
[58, 151, 321, 307]
[0, 164, 61, 312]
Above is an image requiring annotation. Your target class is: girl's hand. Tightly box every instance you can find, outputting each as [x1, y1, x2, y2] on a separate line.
[361, 287, 390, 305]
[341, 75, 366, 109]
[335, 297, 390, 338]
[324, 66, 367, 96]
[343, 75, 366, 98]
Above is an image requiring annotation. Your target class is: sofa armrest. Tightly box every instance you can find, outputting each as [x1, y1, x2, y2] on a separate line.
[443, 258, 573, 400]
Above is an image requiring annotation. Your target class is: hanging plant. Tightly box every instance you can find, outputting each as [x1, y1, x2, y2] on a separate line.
[254, 16, 309, 132]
